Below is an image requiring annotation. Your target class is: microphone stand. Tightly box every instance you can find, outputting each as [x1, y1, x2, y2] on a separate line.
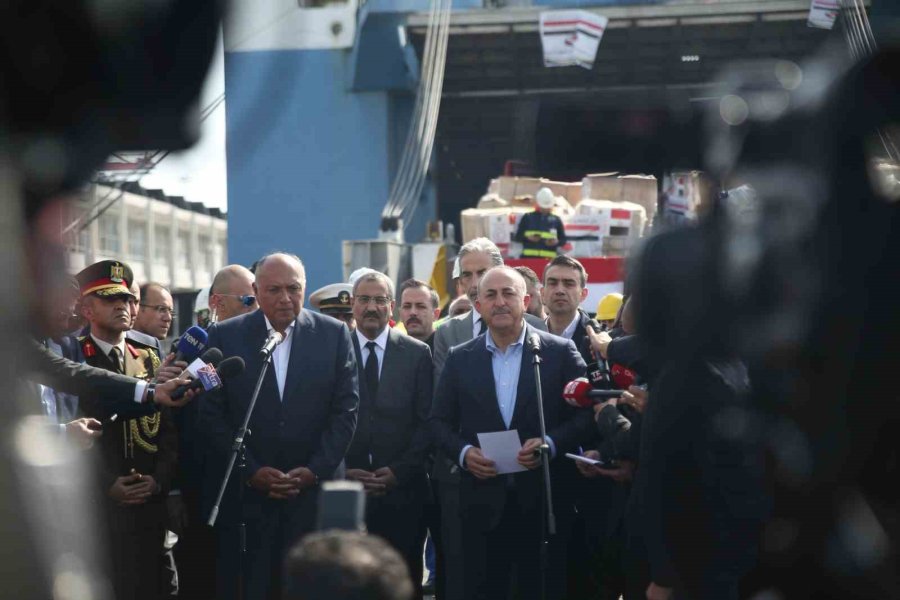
[530, 340, 555, 600]
[208, 352, 273, 600]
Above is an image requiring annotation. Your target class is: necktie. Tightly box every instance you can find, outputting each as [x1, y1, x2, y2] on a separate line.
[110, 347, 124, 374]
[364, 341, 379, 400]
[478, 318, 487, 336]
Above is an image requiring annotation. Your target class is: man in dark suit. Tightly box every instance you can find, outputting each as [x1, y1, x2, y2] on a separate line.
[345, 271, 432, 596]
[543, 255, 632, 600]
[200, 252, 359, 600]
[431, 238, 547, 600]
[430, 266, 593, 600]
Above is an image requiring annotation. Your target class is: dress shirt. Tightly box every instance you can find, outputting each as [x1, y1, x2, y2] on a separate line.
[548, 312, 580, 340]
[90, 335, 148, 405]
[459, 324, 556, 468]
[355, 327, 389, 379]
[472, 309, 486, 339]
[264, 315, 295, 400]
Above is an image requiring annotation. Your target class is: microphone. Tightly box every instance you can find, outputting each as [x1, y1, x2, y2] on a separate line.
[260, 331, 284, 358]
[526, 332, 541, 354]
[185, 347, 223, 378]
[170, 356, 245, 401]
[173, 325, 209, 363]
[611, 363, 636, 390]
[563, 378, 626, 408]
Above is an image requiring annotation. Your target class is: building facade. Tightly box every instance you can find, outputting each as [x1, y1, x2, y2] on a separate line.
[65, 182, 228, 336]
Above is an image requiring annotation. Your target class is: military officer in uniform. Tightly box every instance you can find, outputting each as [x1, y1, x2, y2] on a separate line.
[309, 282, 356, 330]
[75, 260, 177, 600]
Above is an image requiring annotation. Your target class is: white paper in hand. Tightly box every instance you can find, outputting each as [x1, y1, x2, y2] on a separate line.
[477, 430, 527, 475]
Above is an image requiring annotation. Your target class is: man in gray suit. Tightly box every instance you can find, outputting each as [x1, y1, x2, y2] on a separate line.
[345, 270, 433, 597]
[432, 237, 547, 599]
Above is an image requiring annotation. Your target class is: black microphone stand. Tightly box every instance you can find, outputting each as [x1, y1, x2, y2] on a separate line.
[530, 337, 555, 600]
[208, 352, 273, 600]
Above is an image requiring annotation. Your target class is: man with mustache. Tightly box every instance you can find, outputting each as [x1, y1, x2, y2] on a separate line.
[430, 266, 592, 599]
[398, 278, 441, 351]
[75, 260, 177, 600]
[346, 270, 433, 597]
[431, 237, 547, 600]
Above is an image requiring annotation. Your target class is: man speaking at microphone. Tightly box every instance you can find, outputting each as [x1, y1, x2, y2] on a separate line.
[200, 252, 359, 600]
[430, 266, 593, 600]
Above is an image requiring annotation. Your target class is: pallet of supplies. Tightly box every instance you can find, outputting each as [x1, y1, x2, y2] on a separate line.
[661, 171, 715, 224]
[575, 199, 647, 256]
[563, 214, 604, 257]
[581, 173, 657, 224]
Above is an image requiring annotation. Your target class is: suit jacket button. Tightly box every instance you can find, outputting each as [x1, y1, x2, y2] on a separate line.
[279, 421, 285, 427]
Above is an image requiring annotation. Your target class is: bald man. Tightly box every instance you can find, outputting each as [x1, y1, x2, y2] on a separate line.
[209, 264, 257, 323]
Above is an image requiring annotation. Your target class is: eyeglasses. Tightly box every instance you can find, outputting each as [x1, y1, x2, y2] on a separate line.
[355, 295, 392, 307]
[140, 304, 177, 317]
[219, 294, 257, 307]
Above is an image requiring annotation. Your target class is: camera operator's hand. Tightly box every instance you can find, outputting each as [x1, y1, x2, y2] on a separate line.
[620, 386, 648, 414]
[517, 438, 544, 470]
[154, 353, 188, 384]
[575, 450, 603, 478]
[586, 327, 612, 359]
[595, 460, 635, 484]
[464, 447, 497, 480]
[646, 582, 672, 600]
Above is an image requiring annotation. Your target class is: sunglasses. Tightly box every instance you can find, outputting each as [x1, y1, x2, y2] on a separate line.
[220, 294, 257, 307]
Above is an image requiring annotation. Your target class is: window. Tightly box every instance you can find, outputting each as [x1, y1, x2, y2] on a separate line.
[177, 230, 191, 266]
[198, 235, 214, 273]
[99, 214, 120, 254]
[128, 220, 146, 259]
[154, 225, 169, 262]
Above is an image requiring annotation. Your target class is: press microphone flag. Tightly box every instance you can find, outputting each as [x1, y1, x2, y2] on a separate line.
[174, 325, 208, 363]
[186, 347, 224, 378]
[171, 355, 245, 401]
[563, 377, 625, 408]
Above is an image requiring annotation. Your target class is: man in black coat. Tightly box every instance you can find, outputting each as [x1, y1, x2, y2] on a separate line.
[430, 266, 593, 600]
[200, 252, 359, 600]
[543, 255, 632, 600]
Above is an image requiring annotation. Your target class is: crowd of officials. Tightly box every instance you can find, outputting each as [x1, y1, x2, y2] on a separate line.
[27, 235, 766, 600]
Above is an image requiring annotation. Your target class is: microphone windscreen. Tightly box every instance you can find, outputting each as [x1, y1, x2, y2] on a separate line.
[563, 378, 593, 408]
[176, 326, 208, 360]
[611, 364, 636, 390]
[200, 347, 224, 366]
[527, 333, 541, 352]
[217, 356, 245, 378]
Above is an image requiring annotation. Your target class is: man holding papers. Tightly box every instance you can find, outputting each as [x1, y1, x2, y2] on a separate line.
[429, 266, 594, 600]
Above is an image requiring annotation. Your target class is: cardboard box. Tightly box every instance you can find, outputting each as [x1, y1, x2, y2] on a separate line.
[582, 173, 657, 224]
[563, 214, 604, 258]
[661, 171, 715, 222]
[490, 176, 582, 209]
[477, 193, 509, 209]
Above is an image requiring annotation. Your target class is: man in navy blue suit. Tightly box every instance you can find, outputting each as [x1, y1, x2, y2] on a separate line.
[430, 266, 594, 600]
[201, 252, 359, 600]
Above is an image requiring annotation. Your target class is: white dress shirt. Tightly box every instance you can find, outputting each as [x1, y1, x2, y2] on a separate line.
[355, 327, 389, 379]
[264, 316, 295, 400]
